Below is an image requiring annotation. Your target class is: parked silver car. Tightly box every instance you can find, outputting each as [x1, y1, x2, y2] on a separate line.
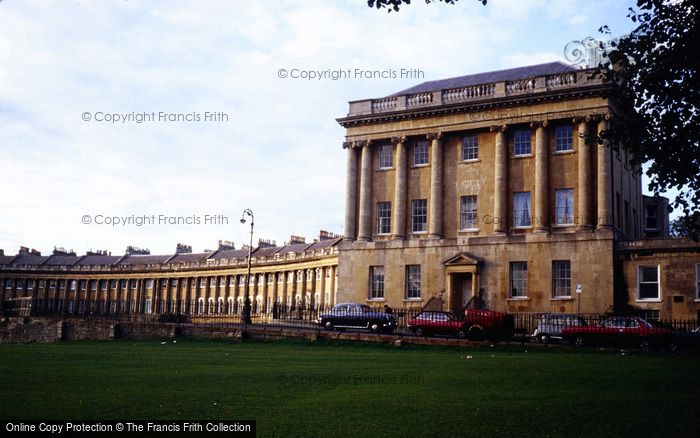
[532, 313, 586, 343]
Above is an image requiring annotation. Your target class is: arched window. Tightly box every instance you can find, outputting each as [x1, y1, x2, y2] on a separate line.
[217, 298, 224, 314]
[197, 298, 205, 314]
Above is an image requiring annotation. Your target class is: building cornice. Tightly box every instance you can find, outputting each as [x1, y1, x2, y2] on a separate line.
[337, 70, 611, 128]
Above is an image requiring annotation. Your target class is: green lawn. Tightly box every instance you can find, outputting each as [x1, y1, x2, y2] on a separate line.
[0, 339, 698, 437]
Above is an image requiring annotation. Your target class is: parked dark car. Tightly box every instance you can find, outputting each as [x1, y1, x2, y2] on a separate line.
[407, 311, 465, 338]
[561, 316, 672, 349]
[462, 308, 515, 341]
[669, 326, 700, 350]
[532, 313, 587, 344]
[318, 303, 397, 333]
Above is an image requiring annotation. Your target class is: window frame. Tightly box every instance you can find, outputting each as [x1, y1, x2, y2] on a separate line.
[513, 192, 532, 228]
[509, 261, 528, 298]
[554, 125, 573, 152]
[555, 189, 575, 226]
[513, 129, 532, 157]
[406, 265, 421, 300]
[377, 144, 393, 169]
[460, 195, 478, 230]
[637, 265, 660, 301]
[376, 201, 392, 235]
[413, 140, 429, 166]
[369, 266, 385, 300]
[461, 134, 479, 161]
[411, 199, 428, 233]
[552, 260, 572, 298]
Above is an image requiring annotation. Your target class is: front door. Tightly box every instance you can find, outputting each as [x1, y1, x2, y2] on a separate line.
[451, 273, 473, 314]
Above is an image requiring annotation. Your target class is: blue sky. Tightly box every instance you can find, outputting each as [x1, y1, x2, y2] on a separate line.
[0, 0, 646, 256]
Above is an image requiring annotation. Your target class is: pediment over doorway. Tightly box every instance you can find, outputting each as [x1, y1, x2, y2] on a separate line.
[442, 252, 483, 267]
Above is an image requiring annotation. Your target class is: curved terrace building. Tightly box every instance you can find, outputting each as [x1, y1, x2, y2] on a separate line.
[2, 62, 699, 321]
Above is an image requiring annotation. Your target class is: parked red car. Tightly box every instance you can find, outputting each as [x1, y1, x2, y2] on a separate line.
[463, 308, 515, 341]
[561, 316, 672, 349]
[408, 308, 514, 341]
[407, 311, 466, 338]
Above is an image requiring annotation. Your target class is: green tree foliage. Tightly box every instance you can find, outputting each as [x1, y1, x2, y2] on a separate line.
[367, 0, 485, 13]
[595, 0, 699, 236]
[670, 212, 700, 241]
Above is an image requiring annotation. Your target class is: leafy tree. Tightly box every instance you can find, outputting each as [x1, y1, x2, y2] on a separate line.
[595, 0, 699, 238]
[670, 212, 700, 241]
[367, 0, 485, 13]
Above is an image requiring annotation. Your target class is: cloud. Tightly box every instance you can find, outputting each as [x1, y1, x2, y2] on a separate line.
[0, 0, 639, 255]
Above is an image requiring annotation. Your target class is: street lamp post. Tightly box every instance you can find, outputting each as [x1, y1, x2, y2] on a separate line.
[240, 209, 254, 325]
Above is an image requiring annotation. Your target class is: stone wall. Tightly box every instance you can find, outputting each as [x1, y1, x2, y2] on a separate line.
[0, 318, 62, 343]
[62, 319, 114, 341]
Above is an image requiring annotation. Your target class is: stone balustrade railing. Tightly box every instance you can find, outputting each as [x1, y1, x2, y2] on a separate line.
[347, 69, 601, 116]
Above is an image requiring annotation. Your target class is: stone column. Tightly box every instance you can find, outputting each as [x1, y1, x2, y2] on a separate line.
[357, 141, 373, 241]
[343, 142, 359, 241]
[533, 122, 549, 233]
[392, 136, 407, 239]
[491, 125, 508, 234]
[428, 132, 444, 238]
[281, 272, 288, 308]
[319, 267, 327, 308]
[596, 118, 613, 229]
[576, 118, 593, 230]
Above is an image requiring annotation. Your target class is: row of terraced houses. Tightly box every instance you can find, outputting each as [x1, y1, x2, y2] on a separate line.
[2, 62, 700, 321]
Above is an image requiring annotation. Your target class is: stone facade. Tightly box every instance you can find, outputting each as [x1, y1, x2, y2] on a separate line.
[0, 233, 339, 319]
[616, 239, 700, 320]
[335, 62, 689, 316]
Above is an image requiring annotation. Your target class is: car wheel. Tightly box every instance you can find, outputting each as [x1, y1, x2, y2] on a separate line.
[457, 329, 467, 339]
[575, 335, 585, 347]
[540, 334, 550, 344]
[639, 338, 650, 351]
[324, 320, 333, 331]
[369, 321, 381, 333]
[415, 328, 424, 337]
[467, 326, 484, 341]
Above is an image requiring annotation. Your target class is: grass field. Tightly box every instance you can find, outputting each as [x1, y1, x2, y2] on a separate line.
[0, 339, 698, 437]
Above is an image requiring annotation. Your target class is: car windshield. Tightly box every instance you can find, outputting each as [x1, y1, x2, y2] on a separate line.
[637, 318, 653, 328]
[357, 305, 372, 313]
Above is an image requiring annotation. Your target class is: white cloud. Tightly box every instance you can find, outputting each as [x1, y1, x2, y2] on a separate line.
[0, 0, 639, 255]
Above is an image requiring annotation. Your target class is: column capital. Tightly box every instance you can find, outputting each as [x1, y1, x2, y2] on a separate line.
[342, 141, 354, 149]
[426, 132, 443, 141]
[489, 124, 507, 133]
[530, 120, 549, 128]
[391, 135, 407, 144]
[354, 140, 371, 148]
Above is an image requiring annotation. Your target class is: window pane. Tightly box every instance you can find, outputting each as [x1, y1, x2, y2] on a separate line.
[552, 260, 571, 297]
[412, 199, 428, 232]
[640, 266, 658, 283]
[510, 262, 528, 297]
[460, 195, 478, 230]
[514, 130, 531, 156]
[555, 125, 573, 152]
[513, 192, 531, 227]
[370, 266, 385, 299]
[638, 266, 659, 299]
[378, 145, 393, 169]
[406, 265, 421, 299]
[413, 141, 429, 166]
[462, 135, 478, 160]
[555, 189, 574, 225]
[376, 202, 391, 234]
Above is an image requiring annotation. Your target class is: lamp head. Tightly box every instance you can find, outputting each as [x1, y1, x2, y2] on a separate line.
[240, 218, 246, 224]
